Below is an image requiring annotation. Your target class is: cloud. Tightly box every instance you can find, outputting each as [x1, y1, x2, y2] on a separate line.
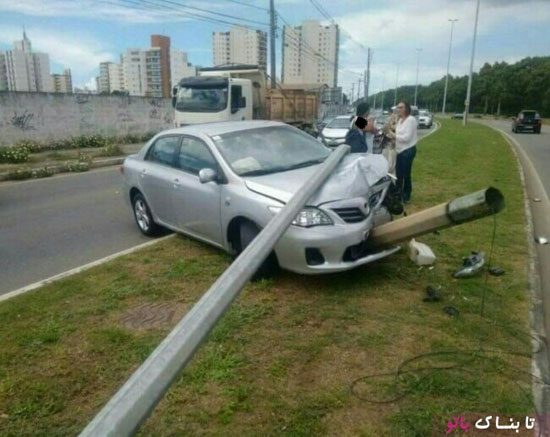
[0, 25, 115, 77]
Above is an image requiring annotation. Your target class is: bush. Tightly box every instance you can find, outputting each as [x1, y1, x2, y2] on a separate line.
[99, 144, 123, 157]
[0, 146, 30, 163]
[16, 140, 42, 153]
[63, 161, 89, 172]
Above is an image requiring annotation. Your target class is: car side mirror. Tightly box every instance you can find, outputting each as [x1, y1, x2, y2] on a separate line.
[199, 168, 218, 184]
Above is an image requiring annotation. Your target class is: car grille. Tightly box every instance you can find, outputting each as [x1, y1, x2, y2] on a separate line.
[332, 207, 366, 223]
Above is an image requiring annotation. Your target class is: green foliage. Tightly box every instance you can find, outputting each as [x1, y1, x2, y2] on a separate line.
[98, 144, 123, 157]
[0, 146, 30, 163]
[6, 166, 54, 180]
[372, 56, 550, 116]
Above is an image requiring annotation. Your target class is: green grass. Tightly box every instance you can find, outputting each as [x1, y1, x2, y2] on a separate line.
[0, 119, 532, 436]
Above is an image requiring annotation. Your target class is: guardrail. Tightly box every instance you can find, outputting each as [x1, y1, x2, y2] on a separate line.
[79, 144, 351, 436]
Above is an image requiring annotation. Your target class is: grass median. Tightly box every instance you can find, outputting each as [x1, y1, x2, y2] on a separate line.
[0, 119, 533, 436]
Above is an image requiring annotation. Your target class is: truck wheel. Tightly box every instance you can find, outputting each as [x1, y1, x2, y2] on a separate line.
[238, 221, 279, 280]
[132, 193, 161, 236]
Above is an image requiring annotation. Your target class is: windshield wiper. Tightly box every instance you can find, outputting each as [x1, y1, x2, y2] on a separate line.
[284, 157, 327, 171]
[239, 158, 326, 177]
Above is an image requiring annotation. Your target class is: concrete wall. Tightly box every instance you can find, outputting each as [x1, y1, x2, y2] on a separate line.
[0, 92, 174, 146]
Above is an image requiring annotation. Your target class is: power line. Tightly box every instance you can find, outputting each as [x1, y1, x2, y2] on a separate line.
[223, 0, 268, 11]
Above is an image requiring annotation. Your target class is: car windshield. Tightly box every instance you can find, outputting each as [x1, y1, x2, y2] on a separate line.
[212, 126, 331, 176]
[419, 111, 429, 116]
[522, 111, 537, 119]
[326, 117, 350, 129]
[175, 86, 228, 112]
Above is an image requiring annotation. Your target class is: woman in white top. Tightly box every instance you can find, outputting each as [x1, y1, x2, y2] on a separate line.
[388, 101, 418, 203]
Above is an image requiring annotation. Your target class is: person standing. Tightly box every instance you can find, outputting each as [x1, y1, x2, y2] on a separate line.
[350, 102, 377, 153]
[345, 116, 368, 153]
[388, 101, 417, 203]
[383, 108, 398, 175]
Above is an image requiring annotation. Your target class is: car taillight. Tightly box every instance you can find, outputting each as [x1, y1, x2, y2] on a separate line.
[120, 165, 124, 174]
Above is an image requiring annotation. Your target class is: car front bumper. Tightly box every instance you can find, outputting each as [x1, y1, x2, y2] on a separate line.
[274, 216, 400, 274]
[323, 137, 346, 147]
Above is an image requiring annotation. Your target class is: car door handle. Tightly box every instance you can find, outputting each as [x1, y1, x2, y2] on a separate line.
[140, 169, 147, 178]
[173, 178, 180, 188]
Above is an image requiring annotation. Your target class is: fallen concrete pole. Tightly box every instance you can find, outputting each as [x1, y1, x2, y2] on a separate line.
[369, 187, 505, 248]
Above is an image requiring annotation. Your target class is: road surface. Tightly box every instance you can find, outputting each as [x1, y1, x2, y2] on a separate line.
[479, 118, 549, 196]
[0, 127, 436, 296]
[0, 167, 149, 295]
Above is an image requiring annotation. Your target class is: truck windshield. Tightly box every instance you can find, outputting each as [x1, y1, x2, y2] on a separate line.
[212, 126, 331, 176]
[175, 86, 228, 112]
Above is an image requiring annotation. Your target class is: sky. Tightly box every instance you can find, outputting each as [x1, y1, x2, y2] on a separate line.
[0, 0, 549, 95]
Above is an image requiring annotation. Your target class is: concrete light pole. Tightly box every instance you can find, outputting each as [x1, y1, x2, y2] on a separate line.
[394, 64, 399, 107]
[414, 48, 422, 106]
[442, 18, 458, 115]
[464, 0, 481, 126]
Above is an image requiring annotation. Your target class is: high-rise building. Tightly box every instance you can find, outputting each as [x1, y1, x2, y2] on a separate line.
[213, 26, 267, 71]
[0, 31, 54, 92]
[170, 48, 197, 86]
[51, 68, 73, 93]
[121, 48, 164, 98]
[282, 20, 339, 87]
[151, 35, 171, 98]
[98, 61, 124, 94]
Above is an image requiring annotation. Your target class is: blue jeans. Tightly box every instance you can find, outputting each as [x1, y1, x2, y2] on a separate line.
[396, 146, 417, 201]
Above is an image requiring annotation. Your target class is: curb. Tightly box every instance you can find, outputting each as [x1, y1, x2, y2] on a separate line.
[0, 234, 175, 303]
[0, 157, 125, 182]
[483, 123, 550, 416]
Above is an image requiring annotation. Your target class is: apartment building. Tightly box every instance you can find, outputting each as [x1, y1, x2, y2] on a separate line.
[51, 68, 73, 93]
[282, 20, 339, 88]
[213, 26, 267, 71]
[0, 31, 54, 92]
[98, 61, 125, 94]
[170, 48, 197, 86]
[151, 35, 171, 98]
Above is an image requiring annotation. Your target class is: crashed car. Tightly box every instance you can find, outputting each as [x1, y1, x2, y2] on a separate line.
[122, 121, 399, 275]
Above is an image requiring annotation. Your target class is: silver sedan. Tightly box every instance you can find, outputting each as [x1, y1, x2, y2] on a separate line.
[122, 121, 399, 275]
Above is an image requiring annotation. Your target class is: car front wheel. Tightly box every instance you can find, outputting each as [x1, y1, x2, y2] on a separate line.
[132, 193, 160, 236]
[238, 221, 279, 280]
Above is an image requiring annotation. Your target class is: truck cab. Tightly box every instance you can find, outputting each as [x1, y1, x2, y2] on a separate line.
[172, 76, 252, 127]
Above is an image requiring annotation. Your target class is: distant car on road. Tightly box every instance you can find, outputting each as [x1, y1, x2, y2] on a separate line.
[320, 115, 352, 147]
[452, 112, 463, 120]
[418, 110, 433, 129]
[511, 110, 542, 134]
[122, 121, 397, 276]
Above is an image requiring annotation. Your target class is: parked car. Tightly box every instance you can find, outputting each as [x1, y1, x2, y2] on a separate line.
[511, 110, 542, 134]
[452, 112, 463, 120]
[319, 115, 352, 147]
[418, 110, 433, 129]
[122, 121, 397, 276]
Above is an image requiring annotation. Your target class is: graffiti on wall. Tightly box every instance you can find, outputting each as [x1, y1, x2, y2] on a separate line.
[10, 110, 35, 130]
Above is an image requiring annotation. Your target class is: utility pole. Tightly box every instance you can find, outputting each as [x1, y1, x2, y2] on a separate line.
[351, 83, 355, 105]
[394, 64, 399, 107]
[373, 92, 377, 111]
[442, 19, 458, 115]
[269, 0, 276, 89]
[464, 0, 481, 126]
[363, 70, 367, 101]
[414, 48, 422, 106]
[358, 78, 362, 102]
[380, 72, 386, 111]
[365, 47, 371, 102]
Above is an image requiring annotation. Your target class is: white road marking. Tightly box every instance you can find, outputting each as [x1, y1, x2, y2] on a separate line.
[0, 234, 175, 303]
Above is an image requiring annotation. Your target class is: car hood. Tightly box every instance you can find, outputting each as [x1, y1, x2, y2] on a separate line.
[321, 127, 348, 138]
[244, 154, 389, 205]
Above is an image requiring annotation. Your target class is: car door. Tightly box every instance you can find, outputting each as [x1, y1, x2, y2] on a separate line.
[140, 135, 182, 226]
[172, 136, 223, 245]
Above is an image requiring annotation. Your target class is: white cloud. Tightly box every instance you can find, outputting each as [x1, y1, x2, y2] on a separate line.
[0, 25, 115, 78]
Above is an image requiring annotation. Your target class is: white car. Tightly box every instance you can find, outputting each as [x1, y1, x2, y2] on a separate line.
[320, 115, 352, 147]
[418, 110, 433, 129]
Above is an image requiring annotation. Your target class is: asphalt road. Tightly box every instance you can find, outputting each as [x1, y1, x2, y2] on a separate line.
[0, 167, 149, 295]
[479, 118, 550, 196]
[0, 126, 436, 297]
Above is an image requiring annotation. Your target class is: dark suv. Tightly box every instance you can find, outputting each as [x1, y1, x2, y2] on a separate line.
[512, 110, 542, 134]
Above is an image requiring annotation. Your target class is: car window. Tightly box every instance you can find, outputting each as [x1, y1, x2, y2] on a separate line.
[178, 137, 218, 175]
[326, 117, 350, 129]
[146, 136, 180, 167]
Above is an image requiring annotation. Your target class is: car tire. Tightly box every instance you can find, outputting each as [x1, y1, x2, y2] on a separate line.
[132, 192, 160, 236]
[238, 221, 279, 280]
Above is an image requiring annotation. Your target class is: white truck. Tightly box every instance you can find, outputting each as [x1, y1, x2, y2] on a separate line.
[171, 64, 320, 132]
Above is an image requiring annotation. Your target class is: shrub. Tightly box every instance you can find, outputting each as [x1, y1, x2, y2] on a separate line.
[99, 144, 123, 157]
[6, 166, 54, 180]
[63, 161, 89, 172]
[16, 140, 42, 153]
[0, 146, 30, 163]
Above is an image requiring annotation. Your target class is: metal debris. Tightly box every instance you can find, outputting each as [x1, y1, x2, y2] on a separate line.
[452, 251, 485, 278]
[535, 237, 549, 245]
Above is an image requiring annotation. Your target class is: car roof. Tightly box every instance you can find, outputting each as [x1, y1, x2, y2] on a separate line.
[160, 120, 286, 137]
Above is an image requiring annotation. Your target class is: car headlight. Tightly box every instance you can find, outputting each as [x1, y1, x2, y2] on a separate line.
[268, 206, 333, 227]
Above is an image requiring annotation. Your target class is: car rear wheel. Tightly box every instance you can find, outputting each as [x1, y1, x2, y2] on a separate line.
[238, 221, 279, 280]
[132, 193, 160, 236]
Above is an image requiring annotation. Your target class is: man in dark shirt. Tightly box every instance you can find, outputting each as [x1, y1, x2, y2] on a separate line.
[345, 116, 368, 153]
